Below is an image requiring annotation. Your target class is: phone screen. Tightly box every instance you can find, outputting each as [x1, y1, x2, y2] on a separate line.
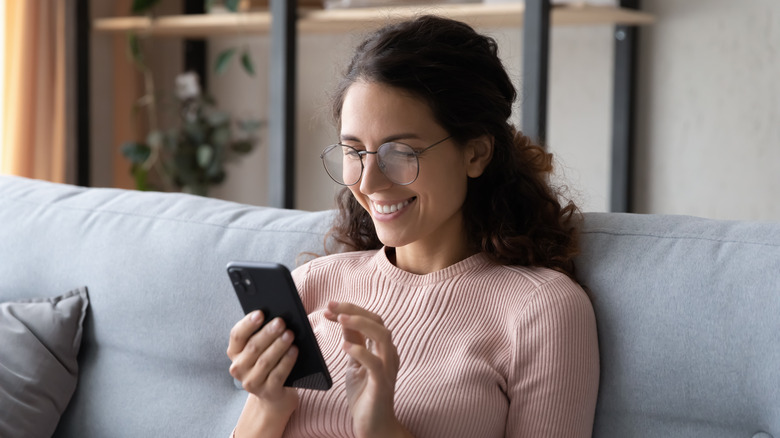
[227, 261, 332, 391]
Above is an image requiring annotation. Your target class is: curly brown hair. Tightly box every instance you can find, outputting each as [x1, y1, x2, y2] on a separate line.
[327, 15, 582, 280]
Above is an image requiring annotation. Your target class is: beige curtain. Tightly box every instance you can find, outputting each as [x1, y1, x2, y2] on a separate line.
[1, 0, 67, 182]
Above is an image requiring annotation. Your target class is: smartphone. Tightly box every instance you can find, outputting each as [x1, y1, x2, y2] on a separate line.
[227, 261, 332, 391]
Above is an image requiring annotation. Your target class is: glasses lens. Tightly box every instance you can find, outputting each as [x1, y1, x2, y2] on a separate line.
[378, 142, 418, 185]
[322, 144, 362, 186]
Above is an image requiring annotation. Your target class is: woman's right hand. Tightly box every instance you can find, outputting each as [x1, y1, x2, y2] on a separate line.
[227, 311, 300, 417]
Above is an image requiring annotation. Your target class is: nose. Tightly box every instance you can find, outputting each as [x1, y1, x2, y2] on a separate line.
[359, 152, 393, 194]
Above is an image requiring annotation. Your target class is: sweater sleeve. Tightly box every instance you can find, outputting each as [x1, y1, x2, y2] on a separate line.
[505, 276, 600, 438]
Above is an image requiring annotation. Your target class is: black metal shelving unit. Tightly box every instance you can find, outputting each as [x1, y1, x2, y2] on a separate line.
[521, 0, 550, 145]
[184, 0, 208, 89]
[268, 0, 297, 209]
[610, 0, 640, 213]
[263, 0, 641, 211]
[76, 0, 91, 187]
[78, 0, 643, 212]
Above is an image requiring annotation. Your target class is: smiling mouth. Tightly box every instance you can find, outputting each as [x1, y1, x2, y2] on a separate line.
[372, 197, 416, 215]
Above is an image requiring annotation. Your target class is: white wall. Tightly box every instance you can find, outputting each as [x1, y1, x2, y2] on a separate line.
[634, 0, 780, 220]
[93, 0, 780, 220]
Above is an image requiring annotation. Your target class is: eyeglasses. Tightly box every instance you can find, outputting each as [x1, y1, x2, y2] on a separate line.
[320, 136, 451, 186]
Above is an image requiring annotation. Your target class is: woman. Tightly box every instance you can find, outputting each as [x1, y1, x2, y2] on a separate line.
[227, 15, 599, 438]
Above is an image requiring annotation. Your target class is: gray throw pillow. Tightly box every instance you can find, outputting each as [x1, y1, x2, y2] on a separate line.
[0, 287, 89, 438]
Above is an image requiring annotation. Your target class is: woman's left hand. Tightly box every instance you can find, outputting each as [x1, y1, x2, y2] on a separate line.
[323, 301, 410, 438]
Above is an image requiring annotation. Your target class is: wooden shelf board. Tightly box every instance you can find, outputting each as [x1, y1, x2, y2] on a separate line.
[93, 3, 654, 37]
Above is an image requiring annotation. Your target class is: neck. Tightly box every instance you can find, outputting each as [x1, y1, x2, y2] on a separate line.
[390, 239, 476, 275]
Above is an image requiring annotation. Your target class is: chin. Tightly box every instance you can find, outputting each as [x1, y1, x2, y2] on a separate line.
[373, 229, 409, 249]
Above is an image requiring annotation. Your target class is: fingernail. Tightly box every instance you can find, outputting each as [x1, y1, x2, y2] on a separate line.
[250, 311, 262, 322]
[272, 318, 284, 331]
[281, 330, 293, 342]
[287, 346, 298, 357]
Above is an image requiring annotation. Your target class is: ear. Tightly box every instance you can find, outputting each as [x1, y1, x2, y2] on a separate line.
[464, 135, 494, 178]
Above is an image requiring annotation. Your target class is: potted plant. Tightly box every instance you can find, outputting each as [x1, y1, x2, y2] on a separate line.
[121, 72, 261, 197]
[121, 0, 262, 196]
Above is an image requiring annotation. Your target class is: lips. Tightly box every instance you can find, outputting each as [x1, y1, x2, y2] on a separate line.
[372, 197, 415, 215]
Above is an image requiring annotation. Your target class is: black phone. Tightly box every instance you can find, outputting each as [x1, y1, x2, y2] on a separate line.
[227, 261, 332, 391]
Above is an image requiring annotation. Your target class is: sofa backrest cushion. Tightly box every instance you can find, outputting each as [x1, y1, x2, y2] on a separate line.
[0, 176, 334, 437]
[577, 213, 780, 438]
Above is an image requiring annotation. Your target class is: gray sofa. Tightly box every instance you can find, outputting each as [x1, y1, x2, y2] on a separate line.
[1, 174, 778, 438]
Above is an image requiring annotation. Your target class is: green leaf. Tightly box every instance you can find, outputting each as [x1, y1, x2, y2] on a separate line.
[207, 169, 226, 184]
[225, 0, 241, 12]
[183, 122, 205, 145]
[127, 33, 144, 67]
[197, 144, 215, 169]
[240, 51, 256, 76]
[214, 48, 236, 75]
[121, 142, 151, 164]
[210, 126, 231, 147]
[205, 158, 226, 182]
[173, 154, 197, 184]
[131, 0, 161, 15]
[237, 118, 264, 132]
[230, 140, 254, 154]
[206, 111, 230, 127]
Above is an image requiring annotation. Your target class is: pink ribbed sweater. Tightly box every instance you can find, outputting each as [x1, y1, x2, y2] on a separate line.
[283, 248, 599, 438]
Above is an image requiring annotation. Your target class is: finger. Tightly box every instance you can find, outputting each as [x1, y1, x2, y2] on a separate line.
[228, 317, 287, 379]
[342, 340, 385, 377]
[325, 301, 384, 324]
[341, 326, 365, 347]
[265, 345, 298, 388]
[338, 313, 396, 364]
[239, 329, 296, 393]
[324, 302, 373, 345]
[337, 313, 392, 347]
[227, 310, 265, 358]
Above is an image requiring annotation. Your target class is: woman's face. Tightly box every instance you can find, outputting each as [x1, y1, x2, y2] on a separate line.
[339, 81, 473, 257]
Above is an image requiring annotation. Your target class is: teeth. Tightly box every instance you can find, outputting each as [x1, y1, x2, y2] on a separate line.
[374, 199, 411, 214]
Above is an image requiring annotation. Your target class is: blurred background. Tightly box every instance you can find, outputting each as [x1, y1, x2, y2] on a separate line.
[1, 0, 778, 220]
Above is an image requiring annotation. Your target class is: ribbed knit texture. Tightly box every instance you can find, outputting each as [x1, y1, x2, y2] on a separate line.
[283, 248, 599, 438]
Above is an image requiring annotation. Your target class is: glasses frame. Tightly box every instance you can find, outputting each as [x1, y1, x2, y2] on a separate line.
[320, 135, 452, 186]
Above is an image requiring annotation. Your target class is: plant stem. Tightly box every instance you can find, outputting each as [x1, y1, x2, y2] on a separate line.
[139, 60, 174, 191]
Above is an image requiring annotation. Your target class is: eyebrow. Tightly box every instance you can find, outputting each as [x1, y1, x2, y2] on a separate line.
[339, 133, 422, 144]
